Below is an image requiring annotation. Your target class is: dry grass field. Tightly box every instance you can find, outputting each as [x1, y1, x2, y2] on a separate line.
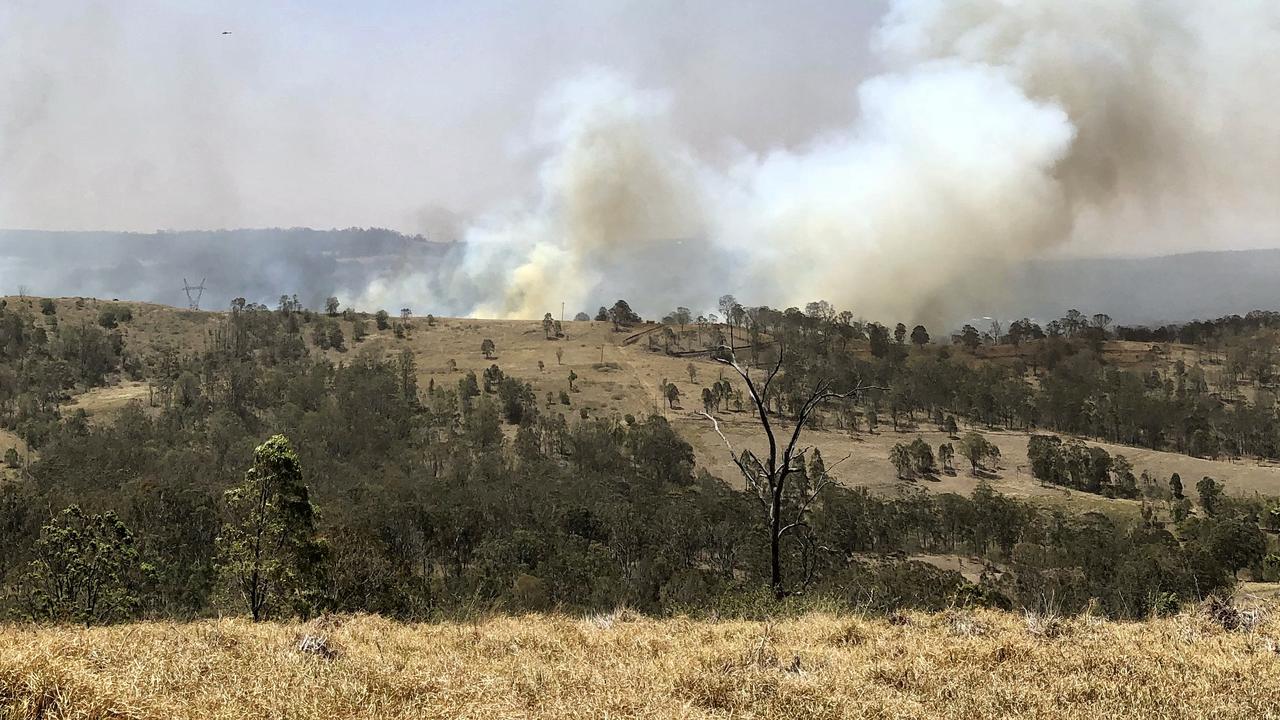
[4, 606, 1280, 719]
[364, 315, 1280, 505]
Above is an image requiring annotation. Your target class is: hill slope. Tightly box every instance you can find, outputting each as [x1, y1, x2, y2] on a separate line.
[23, 298, 1280, 509]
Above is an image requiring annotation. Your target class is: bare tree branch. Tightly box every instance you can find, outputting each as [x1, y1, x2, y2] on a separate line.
[699, 411, 769, 510]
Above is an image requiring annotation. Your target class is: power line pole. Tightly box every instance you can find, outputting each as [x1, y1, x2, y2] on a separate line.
[182, 277, 206, 310]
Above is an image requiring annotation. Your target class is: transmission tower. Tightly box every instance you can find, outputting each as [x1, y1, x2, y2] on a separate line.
[182, 277, 206, 310]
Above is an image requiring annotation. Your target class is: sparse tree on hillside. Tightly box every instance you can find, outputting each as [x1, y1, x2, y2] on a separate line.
[1197, 476, 1222, 516]
[664, 381, 681, 409]
[574, 311, 590, 322]
[910, 325, 930, 347]
[686, 363, 697, 383]
[567, 370, 578, 392]
[1170, 472, 1184, 499]
[938, 443, 955, 473]
[217, 435, 324, 622]
[701, 344, 875, 599]
[608, 300, 641, 331]
[673, 307, 692, 334]
[988, 320, 1003, 345]
[960, 325, 981, 350]
[542, 313, 554, 339]
[909, 437, 936, 476]
[894, 323, 907, 345]
[480, 338, 496, 359]
[327, 323, 345, 351]
[325, 297, 340, 317]
[890, 443, 913, 479]
[374, 309, 390, 330]
[556, 347, 564, 365]
[958, 432, 1000, 475]
[1064, 309, 1085, 337]
[595, 306, 609, 322]
[1210, 519, 1266, 578]
[719, 294, 737, 347]
[868, 323, 891, 358]
[944, 415, 959, 438]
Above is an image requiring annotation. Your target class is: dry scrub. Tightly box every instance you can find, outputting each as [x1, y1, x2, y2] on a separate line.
[3, 608, 1280, 719]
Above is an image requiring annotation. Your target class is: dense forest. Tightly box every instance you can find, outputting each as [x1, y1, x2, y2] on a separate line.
[0, 296, 1276, 626]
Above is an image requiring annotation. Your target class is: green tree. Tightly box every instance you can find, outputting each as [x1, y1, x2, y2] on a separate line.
[21, 506, 140, 624]
[1170, 472, 1183, 499]
[889, 443, 913, 479]
[325, 296, 340, 316]
[374, 309, 390, 330]
[944, 415, 959, 438]
[664, 382, 681, 408]
[958, 432, 999, 475]
[1196, 476, 1223, 517]
[909, 437, 935, 476]
[608, 300, 641, 330]
[1210, 518, 1266, 578]
[480, 338, 496, 359]
[217, 435, 325, 621]
[910, 325, 930, 347]
[673, 306, 692, 334]
[938, 442, 955, 473]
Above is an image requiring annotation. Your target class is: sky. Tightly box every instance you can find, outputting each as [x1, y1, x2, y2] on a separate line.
[4, 0, 1280, 323]
[0, 0, 885, 238]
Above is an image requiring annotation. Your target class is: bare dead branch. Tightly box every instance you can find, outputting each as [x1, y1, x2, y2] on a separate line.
[825, 452, 855, 472]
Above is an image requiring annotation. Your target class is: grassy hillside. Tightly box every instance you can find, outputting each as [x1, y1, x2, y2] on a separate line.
[3, 607, 1279, 719]
[14, 297, 1280, 510]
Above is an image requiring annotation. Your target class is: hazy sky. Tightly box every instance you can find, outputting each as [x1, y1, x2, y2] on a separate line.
[0, 0, 885, 237]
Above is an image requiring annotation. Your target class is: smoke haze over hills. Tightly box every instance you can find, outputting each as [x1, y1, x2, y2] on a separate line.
[3, 228, 1279, 329]
[3, 1, 1280, 322]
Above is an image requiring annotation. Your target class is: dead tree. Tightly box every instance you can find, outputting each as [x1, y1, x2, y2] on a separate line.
[702, 345, 869, 599]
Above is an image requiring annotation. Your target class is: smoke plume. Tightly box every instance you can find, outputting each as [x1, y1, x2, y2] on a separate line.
[4, 1, 1280, 324]
[361, 0, 1280, 323]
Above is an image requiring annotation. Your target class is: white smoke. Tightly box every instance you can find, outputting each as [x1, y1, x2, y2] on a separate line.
[358, 0, 1280, 324]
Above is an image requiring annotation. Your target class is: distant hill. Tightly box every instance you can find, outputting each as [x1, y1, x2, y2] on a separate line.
[0, 228, 457, 312]
[988, 249, 1280, 326]
[3, 228, 1278, 325]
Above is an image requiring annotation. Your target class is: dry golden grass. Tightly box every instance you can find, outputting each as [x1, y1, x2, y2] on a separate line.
[4, 608, 1280, 719]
